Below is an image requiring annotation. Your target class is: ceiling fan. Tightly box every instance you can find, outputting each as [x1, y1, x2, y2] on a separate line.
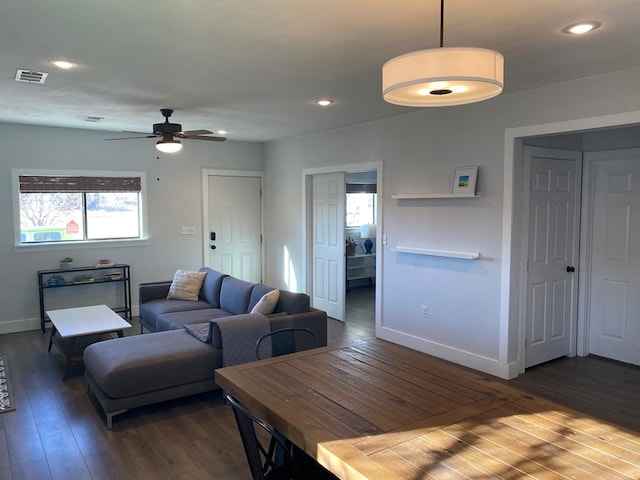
[106, 108, 226, 153]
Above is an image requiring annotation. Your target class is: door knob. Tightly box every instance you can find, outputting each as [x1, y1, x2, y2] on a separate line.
[210, 245, 216, 250]
[566, 266, 575, 273]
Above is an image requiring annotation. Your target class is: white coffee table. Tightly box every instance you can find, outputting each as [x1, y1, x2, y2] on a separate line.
[47, 304, 132, 381]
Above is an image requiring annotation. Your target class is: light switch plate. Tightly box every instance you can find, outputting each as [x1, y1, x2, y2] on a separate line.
[180, 225, 196, 235]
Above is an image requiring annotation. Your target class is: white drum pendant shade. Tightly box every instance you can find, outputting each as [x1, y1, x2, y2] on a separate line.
[383, 47, 504, 107]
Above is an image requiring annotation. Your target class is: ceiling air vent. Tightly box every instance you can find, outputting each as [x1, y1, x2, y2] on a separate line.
[15, 69, 48, 84]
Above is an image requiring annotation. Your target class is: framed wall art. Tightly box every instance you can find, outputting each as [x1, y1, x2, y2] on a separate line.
[451, 166, 478, 195]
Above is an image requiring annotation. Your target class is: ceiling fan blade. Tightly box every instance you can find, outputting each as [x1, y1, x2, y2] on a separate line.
[106, 112, 226, 144]
[183, 135, 227, 142]
[175, 129, 213, 137]
[105, 135, 158, 141]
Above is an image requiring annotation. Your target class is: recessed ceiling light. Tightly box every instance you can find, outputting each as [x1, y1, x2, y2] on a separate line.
[217, 129, 228, 135]
[314, 99, 335, 107]
[562, 21, 601, 35]
[48, 59, 79, 69]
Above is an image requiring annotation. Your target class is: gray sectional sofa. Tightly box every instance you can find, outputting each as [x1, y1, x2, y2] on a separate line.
[138, 267, 326, 341]
[83, 267, 327, 428]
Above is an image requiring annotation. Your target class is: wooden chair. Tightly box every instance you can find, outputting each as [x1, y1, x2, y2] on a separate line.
[254, 327, 317, 360]
[226, 394, 337, 480]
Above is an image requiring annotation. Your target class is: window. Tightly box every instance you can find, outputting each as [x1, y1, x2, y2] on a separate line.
[14, 171, 145, 245]
[346, 183, 376, 227]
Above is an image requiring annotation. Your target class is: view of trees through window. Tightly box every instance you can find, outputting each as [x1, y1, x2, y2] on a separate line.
[346, 193, 375, 227]
[86, 192, 140, 239]
[19, 192, 140, 243]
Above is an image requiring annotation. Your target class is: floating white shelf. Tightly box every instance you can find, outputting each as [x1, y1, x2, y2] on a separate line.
[393, 246, 480, 260]
[391, 193, 480, 199]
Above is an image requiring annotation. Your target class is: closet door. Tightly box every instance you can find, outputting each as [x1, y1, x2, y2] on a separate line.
[586, 149, 640, 366]
[524, 147, 581, 368]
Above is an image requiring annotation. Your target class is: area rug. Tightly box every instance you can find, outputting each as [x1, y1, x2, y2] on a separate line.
[0, 356, 16, 413]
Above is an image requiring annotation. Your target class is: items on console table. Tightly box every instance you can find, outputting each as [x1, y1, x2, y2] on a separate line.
[95, 259, 115, 268]
[47, 276, 65, 287]
[38, 264, 132, 332]
[72, 274, 95, 284]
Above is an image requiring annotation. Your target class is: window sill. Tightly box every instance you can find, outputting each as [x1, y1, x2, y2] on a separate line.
[14, 238, 149, 253]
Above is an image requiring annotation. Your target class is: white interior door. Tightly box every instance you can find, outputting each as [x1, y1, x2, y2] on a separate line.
[525, 146, 581, 368]
[206, 174, 262, 283]
[312, 173, 345, 321]
[586, 149, 640, 366]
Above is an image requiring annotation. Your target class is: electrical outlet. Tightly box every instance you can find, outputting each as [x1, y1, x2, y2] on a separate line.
[421, 305, 429, 318]
[180, 225, 196, 235]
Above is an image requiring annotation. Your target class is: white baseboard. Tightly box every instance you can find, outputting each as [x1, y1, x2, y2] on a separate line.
[376, 326, 509, 379]
[0, 317, 42, 334]
[501, 361, 522, 380]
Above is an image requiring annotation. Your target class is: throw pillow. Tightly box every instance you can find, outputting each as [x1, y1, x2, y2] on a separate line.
[250, 288, 280, 315]
[166, 270, 206, 301]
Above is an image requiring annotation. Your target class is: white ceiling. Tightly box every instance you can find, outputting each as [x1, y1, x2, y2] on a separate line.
[2, 0, 640, 142]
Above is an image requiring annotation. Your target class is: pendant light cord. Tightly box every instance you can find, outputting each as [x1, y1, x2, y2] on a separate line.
[439, 0, 445, 48]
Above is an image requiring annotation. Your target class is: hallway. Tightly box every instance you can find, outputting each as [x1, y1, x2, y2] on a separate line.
[327, 285, 375, 344]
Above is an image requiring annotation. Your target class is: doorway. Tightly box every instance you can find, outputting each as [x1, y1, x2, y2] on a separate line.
[303, 162, 383, 334]
[508, 122, 640, 376]
[345, 171, 377, 330]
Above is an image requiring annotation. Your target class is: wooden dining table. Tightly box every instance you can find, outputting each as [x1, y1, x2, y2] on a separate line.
[215, 338, 640, 479]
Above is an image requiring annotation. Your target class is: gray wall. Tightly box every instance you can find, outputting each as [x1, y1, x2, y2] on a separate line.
[263, 65, 640, 376]
[4, 65, 640, 375]
[0, 123, 263, 333]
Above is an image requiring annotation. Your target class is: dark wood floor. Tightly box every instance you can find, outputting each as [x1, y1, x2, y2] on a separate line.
[501, 353, 640, 433]
[328, 285, 376, 344]
[0, 286, 638, 479]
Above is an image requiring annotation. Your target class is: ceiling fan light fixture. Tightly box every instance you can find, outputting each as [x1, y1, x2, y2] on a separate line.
[382, 0, 503, 107]
[155, 139, 182, 153]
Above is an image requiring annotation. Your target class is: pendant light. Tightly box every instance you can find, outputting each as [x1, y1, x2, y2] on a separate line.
[382, 0, 504, 107]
